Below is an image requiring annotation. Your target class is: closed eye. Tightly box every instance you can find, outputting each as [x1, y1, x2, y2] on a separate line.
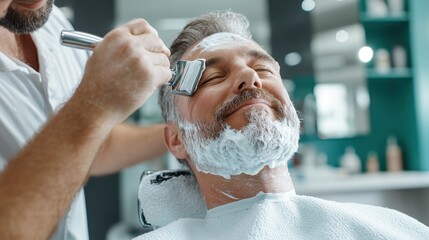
[256, 68, 273, 73]
[254, 64, 274, 74]
[200, 73, 225, 86]
[254, 67, 274, 76]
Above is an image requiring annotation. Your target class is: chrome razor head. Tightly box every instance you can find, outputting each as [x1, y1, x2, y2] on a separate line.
[168, 59, 206, 96]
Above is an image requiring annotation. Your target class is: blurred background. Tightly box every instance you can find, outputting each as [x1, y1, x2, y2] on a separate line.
[55, 0, 429, 239]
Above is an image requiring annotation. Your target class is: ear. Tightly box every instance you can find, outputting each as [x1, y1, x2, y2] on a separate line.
[164, 123, 190, 160]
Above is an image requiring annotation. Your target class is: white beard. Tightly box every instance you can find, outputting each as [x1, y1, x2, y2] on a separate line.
[178, 106, 300, 179]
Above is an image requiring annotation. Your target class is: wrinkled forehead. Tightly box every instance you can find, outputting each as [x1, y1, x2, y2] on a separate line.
[183, 32, 257, 59]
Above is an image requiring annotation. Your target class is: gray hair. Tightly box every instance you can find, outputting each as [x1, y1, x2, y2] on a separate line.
[159, 10, 252, 123]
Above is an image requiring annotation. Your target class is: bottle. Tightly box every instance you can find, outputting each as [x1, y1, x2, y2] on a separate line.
[366, 151, 380, 173]
[303, 94, 317, 135]
[375, 48, 391, 73]
[392, 45, 407, 69]
[387, 0, 404, 15]
[340, 146, 361, 175]
[386, 136, 403, 172]
[366, 0, 388, 16]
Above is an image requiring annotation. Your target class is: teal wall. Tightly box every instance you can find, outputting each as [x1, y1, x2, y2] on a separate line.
[410, 0, 429, 170]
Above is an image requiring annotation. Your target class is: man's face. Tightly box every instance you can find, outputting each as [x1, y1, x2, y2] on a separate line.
[169, 33, 300, 178]
[0, 0, 53, 34]
[176, 33, 291, 134]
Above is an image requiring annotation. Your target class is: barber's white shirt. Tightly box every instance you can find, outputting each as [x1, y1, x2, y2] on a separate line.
[0, 6, 89, 240]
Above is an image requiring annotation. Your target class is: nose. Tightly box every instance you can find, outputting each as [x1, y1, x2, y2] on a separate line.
[232, 68, 262, 94]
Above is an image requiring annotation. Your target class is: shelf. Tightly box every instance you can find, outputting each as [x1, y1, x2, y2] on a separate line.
[294, 171, 429, 195]
[360, 13, 409, 23]
[366, 68, 412, 79]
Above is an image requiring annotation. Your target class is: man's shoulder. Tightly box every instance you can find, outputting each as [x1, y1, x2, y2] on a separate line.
[287, 195, 429, 239]
[290, 194, 414, 220]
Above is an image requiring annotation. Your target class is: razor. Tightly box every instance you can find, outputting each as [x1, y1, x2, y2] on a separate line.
[60, 30, 205, 96]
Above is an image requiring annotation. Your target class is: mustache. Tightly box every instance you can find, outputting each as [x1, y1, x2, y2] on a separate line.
[213, 88, 286, 122]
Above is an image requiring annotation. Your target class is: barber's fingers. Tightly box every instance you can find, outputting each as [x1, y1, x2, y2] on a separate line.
[121, 18, 170, 55]
[126, 18, 156, 35]
[133, 50, 170, 68]
[133, 32, 171, 55]
[153, 65, 173, 86]
[138, 52, 172, 85]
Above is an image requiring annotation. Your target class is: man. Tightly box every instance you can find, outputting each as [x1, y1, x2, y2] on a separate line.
[134, 10, 429, 240]
[0, 0, 170, 239]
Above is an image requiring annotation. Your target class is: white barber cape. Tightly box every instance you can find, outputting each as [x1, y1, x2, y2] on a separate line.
[0, 6, 89, 240]
[134, 191, 429, 240]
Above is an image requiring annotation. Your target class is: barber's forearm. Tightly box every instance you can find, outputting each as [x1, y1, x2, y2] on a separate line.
[0, 97, 115, 240]
[90, 123, 167, 176]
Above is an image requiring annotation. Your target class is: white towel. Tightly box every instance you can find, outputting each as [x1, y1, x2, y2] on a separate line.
[135, 191, 429, 240]
[138, 170, 206, 228]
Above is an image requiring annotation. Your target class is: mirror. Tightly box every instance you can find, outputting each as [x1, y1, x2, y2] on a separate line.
[270, 0, 370, 139]
[310, 0, 370, 138]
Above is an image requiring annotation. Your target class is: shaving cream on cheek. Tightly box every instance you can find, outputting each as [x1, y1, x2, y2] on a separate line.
[190, 32, 252, 55]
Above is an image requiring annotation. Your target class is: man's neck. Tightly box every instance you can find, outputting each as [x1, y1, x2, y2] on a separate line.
[194, 165, 294, 209]
[0, 26, 39, 71]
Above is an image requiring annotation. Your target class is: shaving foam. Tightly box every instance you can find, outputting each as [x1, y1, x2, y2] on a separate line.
[219, 191, 239, 200]
[190, 32, 251, 54]
[179, 106, 300, 179]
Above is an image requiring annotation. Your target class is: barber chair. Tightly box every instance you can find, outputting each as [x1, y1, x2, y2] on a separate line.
[137, 170, 207, 230]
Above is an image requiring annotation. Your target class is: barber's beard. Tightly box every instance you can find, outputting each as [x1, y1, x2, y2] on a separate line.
[0, 0, 54, 34]
[178, 89, 300, 179]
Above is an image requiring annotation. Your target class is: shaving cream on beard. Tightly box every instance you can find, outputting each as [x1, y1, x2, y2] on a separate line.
[178, 106, 300, 179]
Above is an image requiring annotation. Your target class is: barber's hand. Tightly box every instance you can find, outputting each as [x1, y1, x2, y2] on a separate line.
[74, 19, 171, 124]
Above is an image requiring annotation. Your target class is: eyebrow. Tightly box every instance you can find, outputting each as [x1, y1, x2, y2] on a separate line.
[205, 57, 225, 68]
[204, 49, 278, 69]
[246, 49, 278, 66]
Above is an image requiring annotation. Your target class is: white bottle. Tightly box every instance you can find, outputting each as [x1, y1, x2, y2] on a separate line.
[375, 48, 391, 73]
[340, 146, 362, 175]
[386, 136, 403, 172]
[366, 0, 388, 16]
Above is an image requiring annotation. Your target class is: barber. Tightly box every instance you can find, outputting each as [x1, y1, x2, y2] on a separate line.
[0, 0, 171, 239]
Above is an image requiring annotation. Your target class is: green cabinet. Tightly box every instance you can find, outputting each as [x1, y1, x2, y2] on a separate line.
[267, 0, 428, 171]
[359, 0, 428, 170]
